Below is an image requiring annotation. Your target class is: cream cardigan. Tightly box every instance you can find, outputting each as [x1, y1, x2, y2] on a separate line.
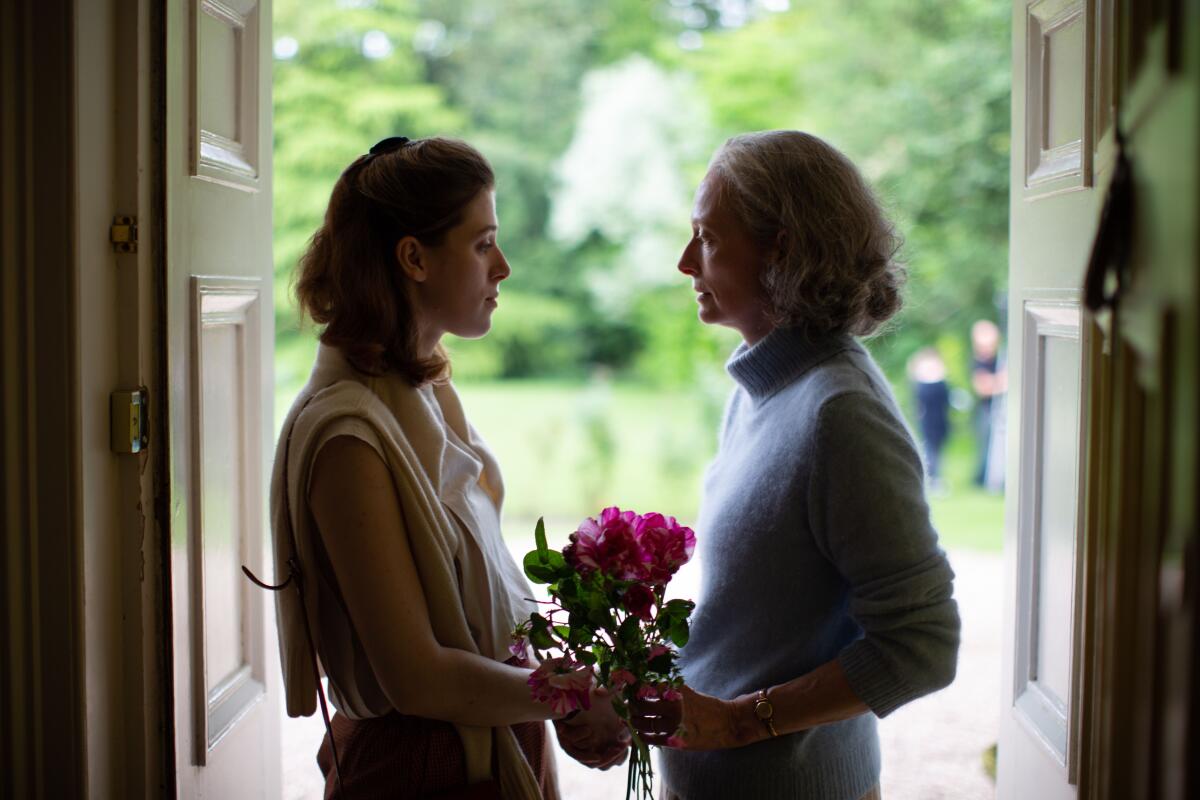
[269, 344, 542, 798]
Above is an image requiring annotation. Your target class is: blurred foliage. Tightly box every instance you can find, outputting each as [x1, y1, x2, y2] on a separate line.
[658, 0, 1013, 378]
[273, 0, 1010, 396]
[445, 290, 586, 379]
[271, 0, 1009, 550]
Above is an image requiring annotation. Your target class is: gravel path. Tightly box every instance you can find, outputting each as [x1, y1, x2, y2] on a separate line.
[281, 547, 1001, 800]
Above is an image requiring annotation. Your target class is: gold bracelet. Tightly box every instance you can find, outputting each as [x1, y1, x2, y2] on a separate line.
[753, 689, 779, 737]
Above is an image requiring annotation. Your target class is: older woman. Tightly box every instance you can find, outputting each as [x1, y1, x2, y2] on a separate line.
[632, 131, 960, 800]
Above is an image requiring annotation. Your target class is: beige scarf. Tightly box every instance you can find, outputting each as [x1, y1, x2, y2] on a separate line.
[269, 345, 542, 799]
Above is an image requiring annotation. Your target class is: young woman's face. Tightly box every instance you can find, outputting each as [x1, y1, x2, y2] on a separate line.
[404, 188, 510, 342]
[677, 172, 773, 344]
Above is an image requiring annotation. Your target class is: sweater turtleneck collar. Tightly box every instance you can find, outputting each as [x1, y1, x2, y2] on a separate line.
[726, 326, 859, 401]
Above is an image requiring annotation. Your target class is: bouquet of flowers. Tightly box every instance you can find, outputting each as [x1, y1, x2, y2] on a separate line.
[513, 507, 696, 800]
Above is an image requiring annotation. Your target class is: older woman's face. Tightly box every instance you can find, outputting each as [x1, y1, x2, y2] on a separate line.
[677, 173, 773, 344]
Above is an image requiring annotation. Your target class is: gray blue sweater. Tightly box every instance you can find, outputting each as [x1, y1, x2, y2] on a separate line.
[660, 327, 960, 800]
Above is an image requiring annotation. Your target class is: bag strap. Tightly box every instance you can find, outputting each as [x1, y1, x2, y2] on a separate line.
[242, 395, 347, 798]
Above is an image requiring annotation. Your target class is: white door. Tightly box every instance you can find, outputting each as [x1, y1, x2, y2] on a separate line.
[165, 0, 281, 796]
[998, 1, 1108, 797]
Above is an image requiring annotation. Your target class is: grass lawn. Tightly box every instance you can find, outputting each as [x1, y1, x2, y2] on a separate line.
[276, 362, 1004, 553]
[929, 490, 1006, 552]
[455, 380, 1005, 553]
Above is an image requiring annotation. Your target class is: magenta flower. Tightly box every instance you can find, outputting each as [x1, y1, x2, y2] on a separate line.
[610, 668, 637, 690]
[562, 541, 581, 571]
[528, 657, 594, 717]
[624, 583, 656, 621]
[519, 510, 698, 800]
[636, 513, 696, 584]
[636, 681, 681, 702]
[571, 506, 647, 581]
[509, 635, 528, 660]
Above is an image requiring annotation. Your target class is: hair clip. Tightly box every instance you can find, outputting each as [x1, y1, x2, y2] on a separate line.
[369, 136, 411, 156]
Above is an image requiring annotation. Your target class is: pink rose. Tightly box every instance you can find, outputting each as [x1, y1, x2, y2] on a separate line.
[635, 513, 696, 584]
[648, 644, 671, 661]
[623, 583, 656, 621]
[635, 683, 659, 700]
[609, 668, 637, 690]
[528, 657, 594, 717]
[571, 506, 647, 581]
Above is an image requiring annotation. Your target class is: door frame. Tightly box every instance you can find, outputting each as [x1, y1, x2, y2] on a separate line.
[1, 0, 174, 796]
[4, 0, 1192, 797]
[0, 0, 86, 796]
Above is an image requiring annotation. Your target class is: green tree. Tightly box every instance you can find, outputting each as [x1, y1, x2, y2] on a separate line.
[273, 0, 1011, 391]
[665, 0, 1012, 379]
[273, 0, 462, 388]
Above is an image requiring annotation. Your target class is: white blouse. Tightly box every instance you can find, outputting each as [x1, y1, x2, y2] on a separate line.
[305, 385, 533, 718]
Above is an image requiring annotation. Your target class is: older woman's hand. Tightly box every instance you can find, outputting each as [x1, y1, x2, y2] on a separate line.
[629, 685, 758, 751]
[554, 686, 631, 769]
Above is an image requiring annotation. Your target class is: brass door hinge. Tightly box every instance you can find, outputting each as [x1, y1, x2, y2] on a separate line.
[110, 215, 138, 253]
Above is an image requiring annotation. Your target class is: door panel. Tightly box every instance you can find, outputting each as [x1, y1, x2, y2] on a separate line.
[1006, 2, 1197, 799]
[999, 1, 1103, 797]
[167, 0, 279, 795]
[191, 278, 270, 764]
[1010, 300, 1086, 779]
[1022, 0, 1092, 196]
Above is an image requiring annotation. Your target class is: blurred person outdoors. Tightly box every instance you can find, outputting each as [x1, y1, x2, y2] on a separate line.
[631, 130, 960, 800]
[970, 320, 1007, 490]
[907, 347, 952, 495]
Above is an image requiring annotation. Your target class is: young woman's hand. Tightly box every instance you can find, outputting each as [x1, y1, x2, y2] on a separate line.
[553, 686, 630, 769]
[629, 685, 759, 751]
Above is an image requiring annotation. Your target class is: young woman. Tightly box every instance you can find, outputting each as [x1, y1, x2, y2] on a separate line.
[631, 131, 961, 800]
[269, 136, 627, 799]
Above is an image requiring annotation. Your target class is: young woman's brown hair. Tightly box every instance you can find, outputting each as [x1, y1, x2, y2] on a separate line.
[295, 136, 495, 384]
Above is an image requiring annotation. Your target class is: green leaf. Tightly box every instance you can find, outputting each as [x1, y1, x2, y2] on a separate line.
[668, 618, 690, 648]
[577, 650, 598, 666]
[648, 649, 674, 673]
[663, 599, 695, 617]
[523, 551, 558, 584]
[535, 517, 549, 559]
[618, 616, 641, 650]
[569, 624, 594, 648]
[528, 614, 555, 651]
[529, 626, 555, 651]
[593, 645, 611, 666]
[587, 587, 609, 611]
[557, 577, 579, 601]
[588, 608, 616, 631]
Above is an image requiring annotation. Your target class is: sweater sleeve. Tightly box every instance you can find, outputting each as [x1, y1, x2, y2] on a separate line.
[807, 391, 960, 717]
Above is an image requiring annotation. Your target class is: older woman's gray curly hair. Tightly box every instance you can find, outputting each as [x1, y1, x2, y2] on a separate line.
[708, 130, 905, 336]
